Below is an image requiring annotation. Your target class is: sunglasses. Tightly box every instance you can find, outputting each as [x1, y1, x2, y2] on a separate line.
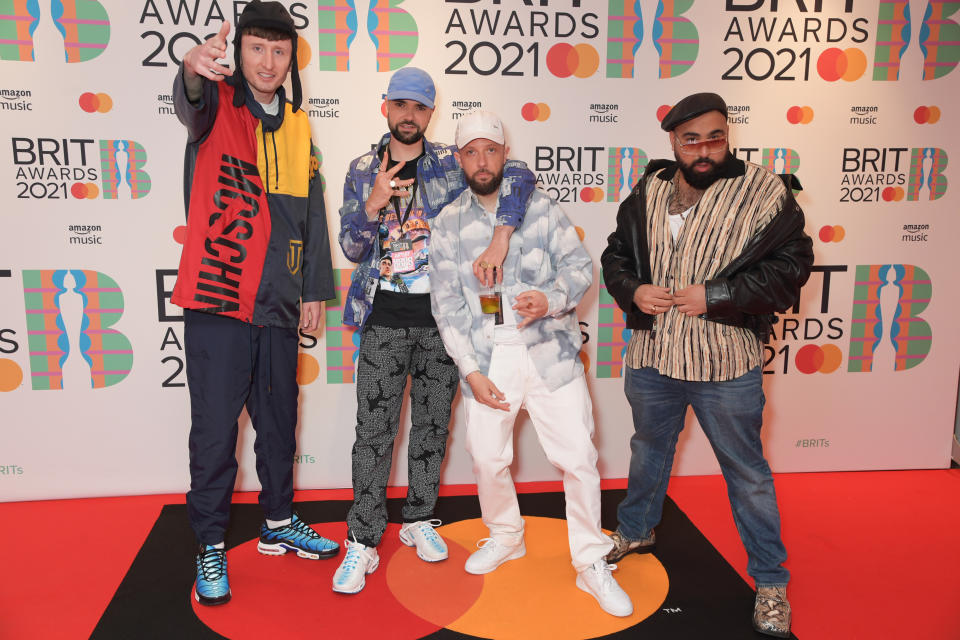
[674, 135, 727, 156]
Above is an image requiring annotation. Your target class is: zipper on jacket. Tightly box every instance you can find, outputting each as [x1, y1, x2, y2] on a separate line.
[261, 132, 270, 194]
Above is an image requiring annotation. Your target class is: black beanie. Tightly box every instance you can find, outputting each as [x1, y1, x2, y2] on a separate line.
[230, 0, 301, 110]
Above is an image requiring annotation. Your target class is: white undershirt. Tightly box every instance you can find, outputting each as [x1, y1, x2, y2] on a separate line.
[258, 94, 280, 116]
[669, 205, 694, 242]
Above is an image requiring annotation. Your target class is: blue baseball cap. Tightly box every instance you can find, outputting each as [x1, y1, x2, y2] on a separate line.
[386, 67, 436, 109]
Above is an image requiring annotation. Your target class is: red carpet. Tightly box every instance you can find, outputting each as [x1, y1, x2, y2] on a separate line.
[1, 470, 957, 639]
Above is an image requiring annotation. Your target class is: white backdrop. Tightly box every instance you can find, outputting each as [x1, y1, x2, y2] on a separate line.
[2, 0, 958, 501]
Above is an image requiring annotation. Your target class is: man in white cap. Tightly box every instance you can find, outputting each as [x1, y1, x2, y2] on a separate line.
[334, 70, 535, 594]
[429, 110, 633, 618]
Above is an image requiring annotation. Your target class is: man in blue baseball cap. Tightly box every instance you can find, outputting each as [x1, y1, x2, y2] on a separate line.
[333, 67, 535, 594]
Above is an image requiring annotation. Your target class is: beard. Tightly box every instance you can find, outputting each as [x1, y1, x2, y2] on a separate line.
[676, 150, 733, 190]
[389, 120, 425, 145]
[466, 168, 503, 196]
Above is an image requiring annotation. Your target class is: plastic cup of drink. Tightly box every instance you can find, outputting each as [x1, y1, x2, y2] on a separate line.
[479, 287, 501, 314]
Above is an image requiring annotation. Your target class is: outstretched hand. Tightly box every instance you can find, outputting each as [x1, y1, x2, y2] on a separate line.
[183, 21, 234, 82]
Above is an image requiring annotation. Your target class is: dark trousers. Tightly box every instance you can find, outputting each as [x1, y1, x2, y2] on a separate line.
[347, 325, 459, 547]
[184, 310, 300, 545]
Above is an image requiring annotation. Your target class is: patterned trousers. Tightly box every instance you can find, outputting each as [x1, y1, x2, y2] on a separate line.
[347, 325, 459, 547]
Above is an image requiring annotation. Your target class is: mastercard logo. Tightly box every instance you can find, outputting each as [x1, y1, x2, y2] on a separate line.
[521, 102, 551, 122]
[816, 47, 867, 82]
[546, 43, 599, 78]
[818, 225, 845, 243]
[79, 92, 113, 113]
[881, 186, 905, 202]
[656, 104, 673, 123]
[70, 182, 100, 199]
[795, 344, 842, 374]
[579, 187, 604, 203]
[913, 106, 941, 124]
[786, 106, 814, 124]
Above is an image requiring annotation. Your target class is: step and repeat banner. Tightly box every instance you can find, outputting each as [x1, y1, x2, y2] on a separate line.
[2, 1, 958, 501]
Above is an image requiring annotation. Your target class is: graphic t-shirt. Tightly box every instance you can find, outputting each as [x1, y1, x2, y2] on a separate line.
[367, 150, 436, 328]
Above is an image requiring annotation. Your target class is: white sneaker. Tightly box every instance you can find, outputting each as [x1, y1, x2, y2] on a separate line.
[464, 537, 526, 575]
[399, 519, 449, 562]
[576, 559, 634, 617]
[331, 539, 379, 594]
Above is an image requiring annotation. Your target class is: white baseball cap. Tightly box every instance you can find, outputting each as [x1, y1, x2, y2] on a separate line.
[456, 110, 505, 148]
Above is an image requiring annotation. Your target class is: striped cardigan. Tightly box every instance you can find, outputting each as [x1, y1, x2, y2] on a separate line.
[625, 160, 788, 381]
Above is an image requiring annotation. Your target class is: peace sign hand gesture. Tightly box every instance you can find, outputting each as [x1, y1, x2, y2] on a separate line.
[365, 148, 416, 219]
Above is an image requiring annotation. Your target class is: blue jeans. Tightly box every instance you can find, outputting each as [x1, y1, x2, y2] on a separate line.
[617, 366, 789, 587]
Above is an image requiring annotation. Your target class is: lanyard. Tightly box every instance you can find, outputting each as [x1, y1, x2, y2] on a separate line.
[391, 180, 418, 228]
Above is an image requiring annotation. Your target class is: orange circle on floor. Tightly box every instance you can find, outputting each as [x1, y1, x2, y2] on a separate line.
[397, 517, 669, 640]
[192, 517, 667, 639]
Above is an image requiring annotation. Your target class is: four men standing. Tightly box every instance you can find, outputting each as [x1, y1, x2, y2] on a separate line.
[169, 2, 811, 631]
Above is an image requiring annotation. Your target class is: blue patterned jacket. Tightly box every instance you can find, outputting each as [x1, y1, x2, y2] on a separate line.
[339, 133, 534, 329]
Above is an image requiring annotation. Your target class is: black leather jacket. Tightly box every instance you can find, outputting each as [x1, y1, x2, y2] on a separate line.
[601, 158, 814, 342]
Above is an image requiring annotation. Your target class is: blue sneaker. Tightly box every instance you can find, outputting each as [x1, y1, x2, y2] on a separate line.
[257, 514, 340, 559]
[195, 545, 231, 606]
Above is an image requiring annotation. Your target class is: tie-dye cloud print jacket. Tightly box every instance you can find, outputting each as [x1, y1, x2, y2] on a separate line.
[429, 188, 593, 397]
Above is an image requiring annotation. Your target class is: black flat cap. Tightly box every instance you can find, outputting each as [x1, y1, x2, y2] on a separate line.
[660, 92, 727, 131]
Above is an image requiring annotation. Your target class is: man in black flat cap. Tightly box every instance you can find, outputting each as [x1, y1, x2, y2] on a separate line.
[601, 92, 813, 638]
[172, 0, 338, 606]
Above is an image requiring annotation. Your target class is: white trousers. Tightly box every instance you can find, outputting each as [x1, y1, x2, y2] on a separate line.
[463, 343, 613, 572]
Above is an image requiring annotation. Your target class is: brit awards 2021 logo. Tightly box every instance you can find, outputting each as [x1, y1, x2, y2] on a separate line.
[720, 0, 959, 83]
[839, 146, 947, 203]
[440, 1, 698, 80]
[10, 137, 151, 200]
[534, 144, 650, 205]
[0, 0, 110, 62]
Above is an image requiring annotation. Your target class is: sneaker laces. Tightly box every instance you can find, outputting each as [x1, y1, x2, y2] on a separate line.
[414, 519, 443, 543]
[340, 536, 373, 572]
[474, 537, 497, 553]
[287, 515, 322, 540]
[591, 560, 619, 593]
[198, 547, 226, 581]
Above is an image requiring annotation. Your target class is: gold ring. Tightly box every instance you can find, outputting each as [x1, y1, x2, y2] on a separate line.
[479, 261, 492, 269]
[653, 305, 658, 312]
